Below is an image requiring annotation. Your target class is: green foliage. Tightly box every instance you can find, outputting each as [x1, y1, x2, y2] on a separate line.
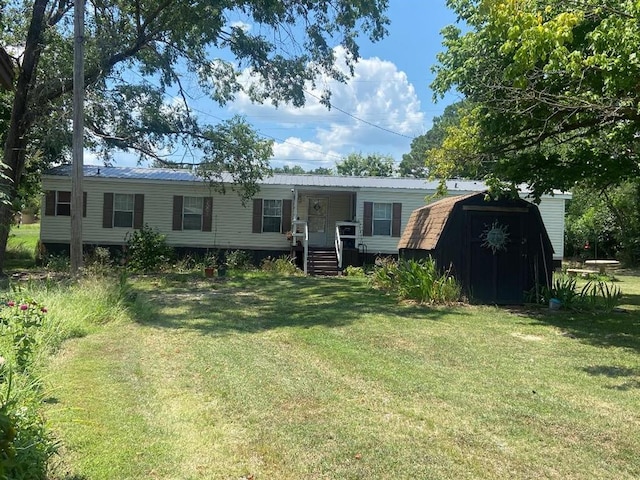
[0, 297, 57, 479]
[530, 274, 622, 312]
[42, 253, 70, 273]
[343, 265, 366, 277]
[565, 181, 640, 265]
[431, 0, 640, 199]
[224, 250, 254, 271]
[84, 247, 115, 276]
[336, 152, 395, 177]
[400, 102, 476, 178]
[0, 0, 389, 273]
[0, 299, 47, 372]
[125, 225, 174, 273]
[371, 257, 461, 304]
[260, 255, 300, 275]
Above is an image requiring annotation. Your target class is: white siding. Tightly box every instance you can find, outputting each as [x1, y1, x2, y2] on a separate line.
[356, 189, 430, 254]
[41, 177, 294, 251]
[536, 196, 567, 261]
[41, 174, 568, 259]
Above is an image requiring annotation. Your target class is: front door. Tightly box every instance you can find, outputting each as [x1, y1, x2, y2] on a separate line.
[308, 197, 328, 246]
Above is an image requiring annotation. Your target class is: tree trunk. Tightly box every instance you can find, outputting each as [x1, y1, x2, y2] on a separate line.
[0, 0, 48, 274]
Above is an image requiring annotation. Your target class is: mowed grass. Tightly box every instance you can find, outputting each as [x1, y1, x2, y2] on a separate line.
[5, 222, 40, 269]
[44, 273, 640, 479]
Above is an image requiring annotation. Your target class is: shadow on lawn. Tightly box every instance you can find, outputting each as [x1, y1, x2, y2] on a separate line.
[133, 273, 462, 335]
[581, 365, 640, 390]
[527, 294, 640, 353]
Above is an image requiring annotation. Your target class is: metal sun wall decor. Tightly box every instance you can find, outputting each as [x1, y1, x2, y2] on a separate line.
[480, 220, 511, 254]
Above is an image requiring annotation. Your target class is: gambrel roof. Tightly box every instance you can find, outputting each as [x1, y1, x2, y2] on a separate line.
[397, 192, 479, 251]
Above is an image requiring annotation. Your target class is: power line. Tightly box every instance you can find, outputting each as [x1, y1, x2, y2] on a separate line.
[303, 89, 415, 140]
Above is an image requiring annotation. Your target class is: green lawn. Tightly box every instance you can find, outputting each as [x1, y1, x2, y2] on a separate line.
[42, 272, 640, 479]
[5, 222, 40, 270]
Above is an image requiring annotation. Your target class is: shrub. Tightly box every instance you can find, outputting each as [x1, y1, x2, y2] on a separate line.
[0, 298, 58, 479]
[84, 247, 114, 275]
[260, 255, 300, 275]
[343, 265, 366, 277]
[530, 274, 623, 311]
[125, 225, 174, 272]
[224, 250, 254, 271]
[372, 257, 461, 304]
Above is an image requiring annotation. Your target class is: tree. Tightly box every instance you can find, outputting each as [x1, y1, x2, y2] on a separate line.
[565, 181, 640, 264]
[400, 102, 476, 178]
[336, 152, 395, 177]
[272, 165, 307, 174]
[309, 166, 334, 175]
[431, 0, 640, 199]
[0, 0, 389, 273]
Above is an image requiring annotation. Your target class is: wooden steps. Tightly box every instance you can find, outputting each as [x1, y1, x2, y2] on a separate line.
[307, 248, 339, 276]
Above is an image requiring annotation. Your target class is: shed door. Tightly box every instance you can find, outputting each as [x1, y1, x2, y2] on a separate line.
[466, 212, 527, 304]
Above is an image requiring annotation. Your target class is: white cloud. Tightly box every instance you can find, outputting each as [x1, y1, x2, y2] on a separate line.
[228, 46, 425, 168]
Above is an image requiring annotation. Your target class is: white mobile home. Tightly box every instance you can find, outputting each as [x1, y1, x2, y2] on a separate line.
[40, 165, 570, 273]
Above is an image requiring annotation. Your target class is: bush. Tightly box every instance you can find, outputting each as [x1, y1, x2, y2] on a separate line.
[529, 274, 623, 312]
[371, 257, 461, 304]
[125, 225, 174, 272]
[343, 265, 366, 277]
[0, 298, 58, 479]
[260, 255, 300, 275]
[224, 250, 254, 271]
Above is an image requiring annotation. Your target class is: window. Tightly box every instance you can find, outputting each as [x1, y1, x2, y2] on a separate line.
[373, 203, 392, 236]
[113, 193, 134, 228]
[183, 196, 203, 230]
[44, 190, 86, 217]
[262, 199, 282, 233]
[55, 191, 71, 216]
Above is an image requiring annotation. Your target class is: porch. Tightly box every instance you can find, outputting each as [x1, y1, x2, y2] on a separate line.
[288, 189, 365, 275]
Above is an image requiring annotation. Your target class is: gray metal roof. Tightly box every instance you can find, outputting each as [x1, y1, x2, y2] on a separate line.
[44, 164, 492, 192]
[45, 164, 570, 198]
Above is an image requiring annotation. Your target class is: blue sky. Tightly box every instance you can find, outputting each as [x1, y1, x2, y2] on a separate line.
[113, 1, 462, 171]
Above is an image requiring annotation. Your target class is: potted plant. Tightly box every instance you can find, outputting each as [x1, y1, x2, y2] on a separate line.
[203, 251, 217, 278]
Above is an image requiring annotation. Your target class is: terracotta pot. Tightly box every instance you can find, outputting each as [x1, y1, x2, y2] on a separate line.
[204, 267, 216, 278]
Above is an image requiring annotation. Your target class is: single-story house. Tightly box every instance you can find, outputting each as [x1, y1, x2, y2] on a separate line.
[398, 192, 554, 304]
[40, 165, 570, 273]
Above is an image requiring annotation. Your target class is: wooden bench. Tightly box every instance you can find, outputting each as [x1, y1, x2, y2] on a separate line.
[566, 268, 598, 277]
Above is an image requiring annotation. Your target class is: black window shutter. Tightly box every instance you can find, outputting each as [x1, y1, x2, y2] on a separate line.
[281, 199, 292, 233]
[44, 191, 56, 216]
[133, 194, 144, 229]
[103, 193, 113, 228]
[392, 203, 402, 237]
[202, 197, 213, 232]
[363, 202, 373, 237]
[172, 196, 183, 231]
[83, 192, 87, 217]
[252, 198, 263, 233]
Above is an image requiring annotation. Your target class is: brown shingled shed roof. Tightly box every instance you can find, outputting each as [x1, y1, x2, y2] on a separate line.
[397, 192, 481, 251]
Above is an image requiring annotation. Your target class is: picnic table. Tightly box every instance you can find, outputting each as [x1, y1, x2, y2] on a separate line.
[584, 259, 620, 274]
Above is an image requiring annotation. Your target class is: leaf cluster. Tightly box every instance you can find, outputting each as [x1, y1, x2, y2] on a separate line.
[431, 0, 640, 198]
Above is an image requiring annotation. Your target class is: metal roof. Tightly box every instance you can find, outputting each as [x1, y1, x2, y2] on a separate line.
[44, 164, 570, 198]
[44, 164, 490, 192]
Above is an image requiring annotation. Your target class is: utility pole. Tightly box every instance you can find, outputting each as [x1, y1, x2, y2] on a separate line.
[71, 0, 85, 276]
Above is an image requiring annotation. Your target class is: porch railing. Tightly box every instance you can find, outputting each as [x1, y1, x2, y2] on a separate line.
[334, 221, 358, 270]
[291, 220, 309, 275]
[335, 225, 344, 270]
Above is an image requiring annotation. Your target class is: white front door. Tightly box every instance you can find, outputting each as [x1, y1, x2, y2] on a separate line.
[308, 197, 328, 246]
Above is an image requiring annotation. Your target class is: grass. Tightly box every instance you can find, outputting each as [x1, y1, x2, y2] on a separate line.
[36, 271, 640, 479]
[5, 222, 40, 270]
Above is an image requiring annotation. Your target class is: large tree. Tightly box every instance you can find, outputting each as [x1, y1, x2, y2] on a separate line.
[0, 0, 389, 273]
[430, 0, 640, 199]
[399, 101, 479, 178]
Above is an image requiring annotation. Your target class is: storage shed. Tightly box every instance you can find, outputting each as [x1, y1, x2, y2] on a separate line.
[398, 192, 554, 304]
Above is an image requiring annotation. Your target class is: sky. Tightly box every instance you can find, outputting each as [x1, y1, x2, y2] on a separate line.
[113, 1, 463, 172]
